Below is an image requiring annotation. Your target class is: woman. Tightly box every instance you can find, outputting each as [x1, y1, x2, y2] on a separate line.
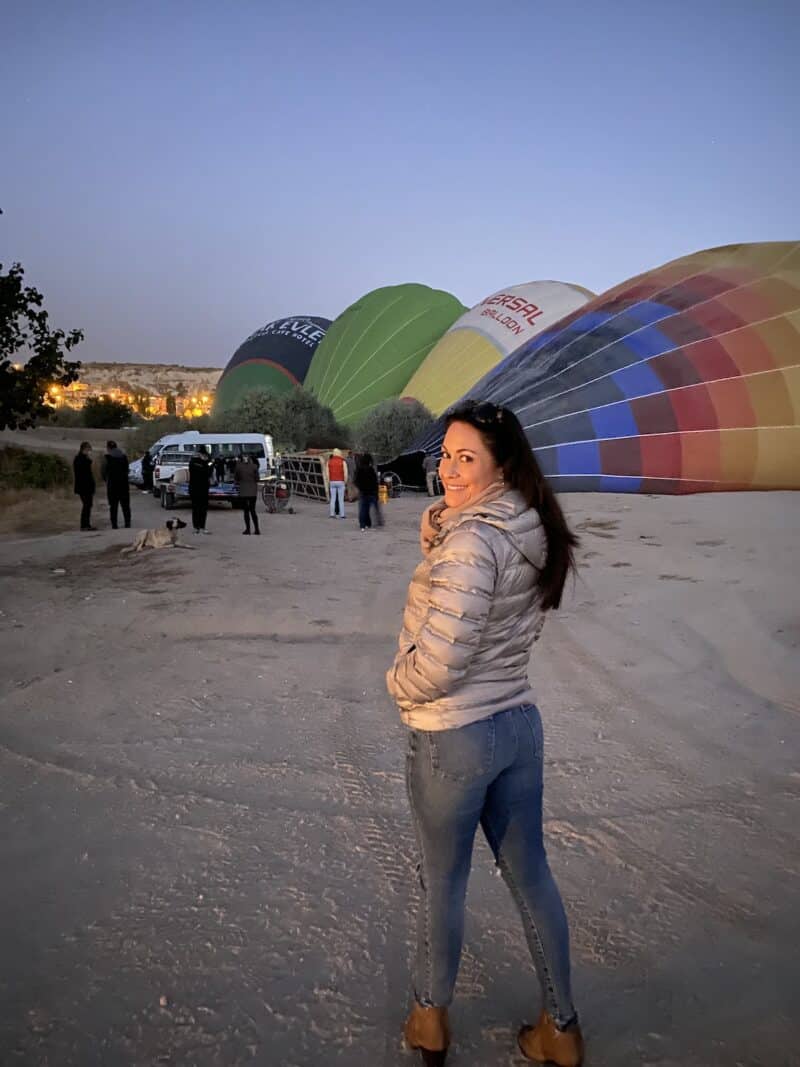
[353, 453, 384, 531]
[234, 453, 260, 535]
[386, 401, 583, 1066]
[73, 441, 96, 531]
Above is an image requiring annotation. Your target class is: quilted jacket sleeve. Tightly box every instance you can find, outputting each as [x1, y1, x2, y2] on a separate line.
[387, 525, 497, 707]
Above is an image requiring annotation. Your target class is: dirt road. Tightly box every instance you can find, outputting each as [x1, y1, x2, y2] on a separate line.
[0, 489, 798, 1065]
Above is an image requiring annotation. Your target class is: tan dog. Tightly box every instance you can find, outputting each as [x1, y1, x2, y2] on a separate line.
[120, 518, 194, 555]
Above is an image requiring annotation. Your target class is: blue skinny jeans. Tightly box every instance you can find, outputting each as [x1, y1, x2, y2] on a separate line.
[405, 703, 577, 1026]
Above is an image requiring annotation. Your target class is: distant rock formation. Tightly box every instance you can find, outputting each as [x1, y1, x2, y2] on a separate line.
[77, 362, 223, 397]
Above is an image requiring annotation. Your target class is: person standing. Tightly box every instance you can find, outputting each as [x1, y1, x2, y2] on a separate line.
[234, 453, 260, 535]
[101, 440, 131, 529]
[354, 453, 384, 531]
[188, 446, 213, 534]
[213, 454, 226, 486]
[73, 441, 96, 531]
[327, 448, 348, 519]
[141, 450, 154, 493]
[387, 401, 584, 1067]
[423, 452, 440, 497]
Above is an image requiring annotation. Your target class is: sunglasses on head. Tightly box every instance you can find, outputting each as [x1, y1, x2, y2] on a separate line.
[471, 401, 504, 424]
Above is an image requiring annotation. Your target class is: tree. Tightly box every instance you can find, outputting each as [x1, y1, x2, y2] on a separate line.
[280, 387, 351, 450]
[354, 398, 434, 459]
[212, 387, 350, 451]
[0, 262, 83, 430]
[165, 393, 177, 416]
[83, 396, 133, 429]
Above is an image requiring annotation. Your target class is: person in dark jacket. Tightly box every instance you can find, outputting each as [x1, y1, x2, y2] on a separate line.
[234, 454, 260, 535]
[354, 453, 384, 531]
[73, 441, 96, 530]
[212, 455, 225, 485]
[141, 450, 154, 493]
[101, 440, 131, 529]
[188, 446, 214, 534]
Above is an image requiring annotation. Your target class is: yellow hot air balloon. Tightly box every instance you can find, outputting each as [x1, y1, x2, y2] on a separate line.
[402, 280, 594, 415]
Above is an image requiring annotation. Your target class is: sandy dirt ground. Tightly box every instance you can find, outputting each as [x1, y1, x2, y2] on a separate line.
[0, 481, 798, 1066]
[0, 426, 137, 457]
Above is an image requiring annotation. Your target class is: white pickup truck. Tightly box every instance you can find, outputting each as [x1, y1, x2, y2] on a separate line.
[153, 451, 191, 504]
[155, 451, 259, 510]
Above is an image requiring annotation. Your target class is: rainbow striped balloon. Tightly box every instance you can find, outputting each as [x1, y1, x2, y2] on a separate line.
[413, 242, 800, 493]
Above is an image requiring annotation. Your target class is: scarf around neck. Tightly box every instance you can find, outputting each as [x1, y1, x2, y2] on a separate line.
[419, 480, 507, 556]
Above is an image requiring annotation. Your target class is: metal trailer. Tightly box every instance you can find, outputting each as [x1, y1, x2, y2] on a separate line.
[159, 480, 248, 510]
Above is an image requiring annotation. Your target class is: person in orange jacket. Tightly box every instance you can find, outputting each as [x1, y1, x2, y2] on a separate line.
[327, 448, 348, 519]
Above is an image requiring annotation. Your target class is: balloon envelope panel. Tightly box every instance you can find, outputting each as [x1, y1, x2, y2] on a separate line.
[402, 280, 594, 415]
[304, 283, 466, 425]
[215, 316, 331, 410]
[411, 242, 800, 493]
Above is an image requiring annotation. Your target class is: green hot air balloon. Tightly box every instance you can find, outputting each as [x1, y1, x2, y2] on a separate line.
[304, 283, 466, 425]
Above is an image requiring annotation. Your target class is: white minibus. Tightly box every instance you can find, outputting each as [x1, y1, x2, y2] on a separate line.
[147, 432, 274, 494]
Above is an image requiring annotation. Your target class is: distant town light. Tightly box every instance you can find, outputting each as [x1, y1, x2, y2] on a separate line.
[31, 366, 218, 418]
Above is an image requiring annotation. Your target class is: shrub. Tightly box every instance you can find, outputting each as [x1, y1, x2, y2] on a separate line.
[83, 396, 133, 429]
[354, 398, 434, 459]
[43, 406, 85, 428]
[0, 446, 71, 489]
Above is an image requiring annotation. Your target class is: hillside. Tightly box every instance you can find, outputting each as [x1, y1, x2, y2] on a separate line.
[77, 363, 224, 396]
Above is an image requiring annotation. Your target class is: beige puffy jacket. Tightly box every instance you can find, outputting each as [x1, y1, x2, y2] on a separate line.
[386, 489, 547, 730]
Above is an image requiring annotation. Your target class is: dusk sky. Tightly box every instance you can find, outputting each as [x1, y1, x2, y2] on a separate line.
[2, 1, 798, 367]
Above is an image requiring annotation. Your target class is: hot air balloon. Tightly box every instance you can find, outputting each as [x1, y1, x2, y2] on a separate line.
[402, 280, 593, 416]
[410, 242, 800, 493]
[304, 283, 466, 426]
[214, 315, 331, 412]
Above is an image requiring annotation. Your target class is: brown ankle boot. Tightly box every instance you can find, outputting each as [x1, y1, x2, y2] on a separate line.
[518, 1010, 584, 1066]
[404, 1002, 450, 1065]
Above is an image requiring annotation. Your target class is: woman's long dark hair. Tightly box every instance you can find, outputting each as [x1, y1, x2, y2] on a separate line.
[445, 401, 578, 610]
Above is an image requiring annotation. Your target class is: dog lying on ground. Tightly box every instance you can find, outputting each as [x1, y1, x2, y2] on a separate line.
[120, 518, 194, 555]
